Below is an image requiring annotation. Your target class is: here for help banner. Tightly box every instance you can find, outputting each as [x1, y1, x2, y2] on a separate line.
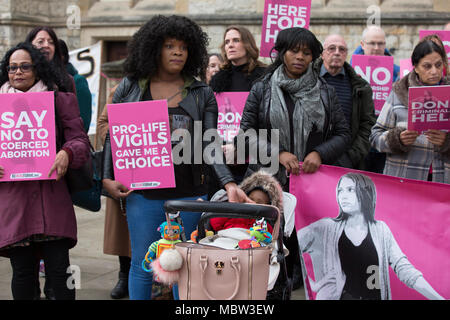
[260, 0, 312, 58]
[407, 85, 450, 133]
[107, 100, 175, 190]
[352, 55, 394, 115]
[0, 91, 56, 182]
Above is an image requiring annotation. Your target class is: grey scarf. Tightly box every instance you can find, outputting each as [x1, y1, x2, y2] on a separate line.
[270, 63, 325, 161]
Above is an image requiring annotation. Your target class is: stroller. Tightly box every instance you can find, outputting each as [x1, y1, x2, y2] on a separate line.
[163, 198, 295, 300]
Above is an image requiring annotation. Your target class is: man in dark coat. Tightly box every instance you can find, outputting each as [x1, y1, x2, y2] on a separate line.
[313, 34, 376, 170]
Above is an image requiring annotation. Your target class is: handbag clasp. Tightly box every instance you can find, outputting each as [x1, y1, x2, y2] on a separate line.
[215, 261, 225, 275]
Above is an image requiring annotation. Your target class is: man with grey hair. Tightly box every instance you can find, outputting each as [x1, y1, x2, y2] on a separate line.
[313, 34, 376, 170]
[351, 25, 399, 174]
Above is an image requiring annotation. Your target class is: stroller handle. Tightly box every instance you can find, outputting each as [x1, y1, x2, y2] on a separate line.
[164, 200, 280, 240]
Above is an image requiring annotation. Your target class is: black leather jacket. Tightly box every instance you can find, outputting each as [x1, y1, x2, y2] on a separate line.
[102, 76, 235, 189]
[238, 71, 351, 186]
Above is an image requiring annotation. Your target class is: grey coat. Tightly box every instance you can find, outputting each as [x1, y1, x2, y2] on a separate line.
[370, 71, 450, 183]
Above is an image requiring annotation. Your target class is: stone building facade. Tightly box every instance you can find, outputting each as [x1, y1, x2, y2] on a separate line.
[0, 0, 449, 140]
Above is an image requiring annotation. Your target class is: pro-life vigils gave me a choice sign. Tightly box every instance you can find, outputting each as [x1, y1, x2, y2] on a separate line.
[107, 100, 175, 190]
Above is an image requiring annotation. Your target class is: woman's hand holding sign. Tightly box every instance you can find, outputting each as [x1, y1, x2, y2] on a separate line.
[0, 165, 4, 179]
[102, 178, 133, 199]
[48, 149, 69, 181]
[400, 130, 419, 146]
[424, 130, 447, 147]
[302, 151, 322, 174]
[279, 151, 300, 175]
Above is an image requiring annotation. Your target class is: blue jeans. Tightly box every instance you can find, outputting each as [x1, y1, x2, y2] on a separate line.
[126, 192, 206, 300]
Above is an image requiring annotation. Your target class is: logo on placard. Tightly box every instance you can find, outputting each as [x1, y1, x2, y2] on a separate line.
[131, 181, 161, 188]
[10, 172, 42, 179]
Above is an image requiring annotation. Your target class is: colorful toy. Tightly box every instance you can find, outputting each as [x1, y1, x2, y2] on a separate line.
[190, 228, 214, 243]
[142, 220, 183, 273]
[237, 218, 273, 249]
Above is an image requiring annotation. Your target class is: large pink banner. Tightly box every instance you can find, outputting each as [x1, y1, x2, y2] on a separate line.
[419, 30, 450, 62]
[0, 91, 56, 182]
[107, 100, 175, 190]
[408, 85, 450, 133]
[215, 92, 249, 142]
[352, 55, 394, 115]
[291, 165, 449, 300]
[260, 0, 311, 58]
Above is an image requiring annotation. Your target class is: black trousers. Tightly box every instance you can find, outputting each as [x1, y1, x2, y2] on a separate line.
[8, 239, 75, 300]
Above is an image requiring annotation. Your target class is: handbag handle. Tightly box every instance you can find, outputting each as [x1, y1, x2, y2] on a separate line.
[199, 255, 241, 300]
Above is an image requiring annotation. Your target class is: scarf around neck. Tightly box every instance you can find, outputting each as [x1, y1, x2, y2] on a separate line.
[0, 80, 48, 93]
[270, 63, 325, 161]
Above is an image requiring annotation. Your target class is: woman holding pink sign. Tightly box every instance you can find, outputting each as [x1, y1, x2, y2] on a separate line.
[101, 15, 251, 300]
[0, 42, 90, 300]
[370, 39, 450, 184]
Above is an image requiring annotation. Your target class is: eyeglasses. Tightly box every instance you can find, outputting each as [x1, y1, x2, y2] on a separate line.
[6, 64, 34, 74]
[325, 45, 348, 54]
[364, 41, 386, 48]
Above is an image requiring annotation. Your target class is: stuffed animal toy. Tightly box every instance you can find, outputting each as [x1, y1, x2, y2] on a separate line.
[190, 228, 214, 243]
[237, 219, 273, 249]
[142, 220, 183, 274]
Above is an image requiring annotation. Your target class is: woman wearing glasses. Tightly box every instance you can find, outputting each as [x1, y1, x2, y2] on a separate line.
[0, 42, 90, 300]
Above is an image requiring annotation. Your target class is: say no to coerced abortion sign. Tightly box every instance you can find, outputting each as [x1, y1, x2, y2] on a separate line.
[0, 91, 56, 181]
[108, 100, 175, 190]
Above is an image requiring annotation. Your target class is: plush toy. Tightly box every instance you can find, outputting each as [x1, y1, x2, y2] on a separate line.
[237, 219, 272, 249]
[190, 228, 214, 243]
[142, 220, 183, 274]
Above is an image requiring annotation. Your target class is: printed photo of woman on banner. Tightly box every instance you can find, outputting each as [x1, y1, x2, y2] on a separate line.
[291, 165, 448, 300]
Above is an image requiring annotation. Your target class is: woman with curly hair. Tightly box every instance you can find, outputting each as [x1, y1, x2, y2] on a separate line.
[101, 15, 251, 300]
[0, 42, 90, 300]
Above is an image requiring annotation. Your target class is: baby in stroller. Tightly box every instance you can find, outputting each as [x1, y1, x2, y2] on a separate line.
[197, 170, 283, 248]
[195, 170, 297, 298]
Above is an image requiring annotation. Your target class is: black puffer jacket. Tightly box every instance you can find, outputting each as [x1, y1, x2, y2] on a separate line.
[102, 76, 235, 188]
[237, 71, 351, 187]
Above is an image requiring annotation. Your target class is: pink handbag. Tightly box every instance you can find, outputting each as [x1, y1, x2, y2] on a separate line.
[175, 203, 281, 300]
[175, 242, 271, 300]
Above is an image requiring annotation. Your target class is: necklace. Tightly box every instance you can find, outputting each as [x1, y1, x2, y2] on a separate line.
[166, 89, 182, 102]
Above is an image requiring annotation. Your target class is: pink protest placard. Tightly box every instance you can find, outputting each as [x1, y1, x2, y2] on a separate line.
[400, 59, 413, 79]
[0, 91, 56, 182]
[107, 100, 175, 190]
[291, 165, 450, 300]
[215, 92, 249, 142]
[260, 0, 312, 58]
[407, 85, 450, 133]
[352, 55, 394, 115]
[419, 30, 450, 62]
